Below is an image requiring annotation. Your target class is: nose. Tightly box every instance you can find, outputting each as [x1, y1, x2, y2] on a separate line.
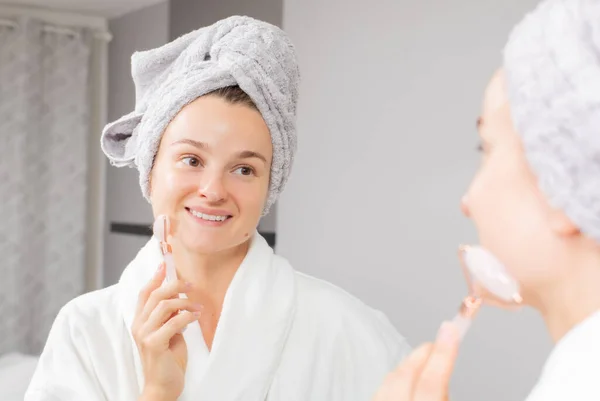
[198, 170, 226, 203]
[460, 194, 471, 218]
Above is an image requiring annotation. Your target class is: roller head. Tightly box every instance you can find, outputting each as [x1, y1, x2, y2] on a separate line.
[461, 245, 522, 304]
[152, 214, 170, 243]
[152, 214, 178, 283]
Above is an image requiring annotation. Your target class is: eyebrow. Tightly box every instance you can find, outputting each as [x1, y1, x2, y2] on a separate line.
[171, 138, 268, 164]
[172, 138, 207, 149]
[236, 150, 268, 164]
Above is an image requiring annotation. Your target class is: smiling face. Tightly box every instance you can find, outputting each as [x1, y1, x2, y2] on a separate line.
[149, 88, 273, 255]
[460, 69, 581, 305]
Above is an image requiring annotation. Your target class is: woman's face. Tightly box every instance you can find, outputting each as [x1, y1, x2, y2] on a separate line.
[149, 95, 272, 255]
[461, 69, 576, 305]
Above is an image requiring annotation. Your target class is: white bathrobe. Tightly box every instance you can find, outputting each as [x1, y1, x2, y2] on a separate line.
[525, 309, 600, 401]
[24, 233, 410, 401]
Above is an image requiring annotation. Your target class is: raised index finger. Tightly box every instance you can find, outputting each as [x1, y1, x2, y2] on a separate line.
[414, 321, 461, 401]
[380, 343, 434, 401]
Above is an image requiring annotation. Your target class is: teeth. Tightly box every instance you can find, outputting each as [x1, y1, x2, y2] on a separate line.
[190, 209, 228, 221]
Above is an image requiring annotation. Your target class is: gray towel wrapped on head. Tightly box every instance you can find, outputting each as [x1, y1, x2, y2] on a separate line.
[503, 0, 600, 242]
[101, 15, 300, 214]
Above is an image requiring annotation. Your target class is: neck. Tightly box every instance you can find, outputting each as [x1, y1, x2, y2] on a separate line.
[536, 253, 600, 343]
[171, 239, 251, 309]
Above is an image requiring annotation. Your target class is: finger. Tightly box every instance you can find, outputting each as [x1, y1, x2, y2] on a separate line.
[381, 343, 433, 400]
[134, 263, 166, 321]
[140, 280, 193, 322]
[143, 298, 204, 334]
[148, 311, 200, 348]
[371, 344, 433, 401]
[414, 321, 461, 401]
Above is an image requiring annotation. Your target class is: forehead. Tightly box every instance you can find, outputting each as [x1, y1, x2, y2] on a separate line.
[482, 69, 509, 117]
[164, 95, 272, 148]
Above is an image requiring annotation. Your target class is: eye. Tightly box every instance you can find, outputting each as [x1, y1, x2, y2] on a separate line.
[234, 166, 255, 176]
[181, 156, 201, 167]
[475, 142, 484, 153]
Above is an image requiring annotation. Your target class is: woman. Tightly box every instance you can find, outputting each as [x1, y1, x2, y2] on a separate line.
[373, 0, 600, 400]
[25, 16, 410, 401]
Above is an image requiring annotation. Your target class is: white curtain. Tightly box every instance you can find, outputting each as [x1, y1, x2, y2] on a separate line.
[0, 17, 92, 355]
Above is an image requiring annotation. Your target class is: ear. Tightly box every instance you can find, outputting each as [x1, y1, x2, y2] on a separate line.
[548, 207, 580, 237]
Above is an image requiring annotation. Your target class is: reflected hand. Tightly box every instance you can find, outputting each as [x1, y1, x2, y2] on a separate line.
[372, 322, 460, 401]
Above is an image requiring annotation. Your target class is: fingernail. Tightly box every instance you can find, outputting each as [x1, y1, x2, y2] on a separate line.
[184, 282, 193, 289]
[437, 321, 459, 346]
[193, 303, 204, 311]
[193, 311, 202, 317]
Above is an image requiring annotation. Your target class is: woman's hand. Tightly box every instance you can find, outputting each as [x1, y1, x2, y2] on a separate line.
[132, 262, 203, 401]
[372, 322, 461, 401]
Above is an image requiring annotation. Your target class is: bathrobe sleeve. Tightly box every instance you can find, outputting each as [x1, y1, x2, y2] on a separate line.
[330, 308, 411, 400]
[24, 301, 108, 401]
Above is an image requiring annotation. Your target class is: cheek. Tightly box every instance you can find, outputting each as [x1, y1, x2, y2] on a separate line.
[468, 153, 549, 288]
[470, 154, 530, 232]
[150, 166, 197, 214]
[232, 178, 269, 214]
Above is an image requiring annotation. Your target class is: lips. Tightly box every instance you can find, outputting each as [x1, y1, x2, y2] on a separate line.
[185, 207, 232, 222]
